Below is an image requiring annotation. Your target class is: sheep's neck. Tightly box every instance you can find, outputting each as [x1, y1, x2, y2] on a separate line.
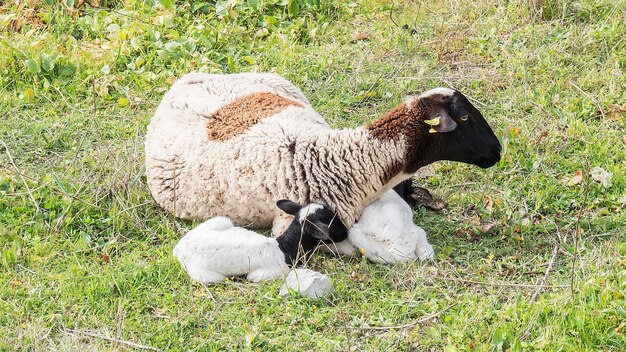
[276, 223, 317, 265]
[293, 128, 409, 227]
[366, 102, 431, 173]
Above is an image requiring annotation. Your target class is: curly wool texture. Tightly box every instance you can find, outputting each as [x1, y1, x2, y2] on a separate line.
[145, 73, 415, 229]
[367, 100, 425, 143]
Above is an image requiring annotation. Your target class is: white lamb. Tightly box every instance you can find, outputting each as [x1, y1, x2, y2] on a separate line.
[327, 190, 435, 264]
[173, 200, 348, 284]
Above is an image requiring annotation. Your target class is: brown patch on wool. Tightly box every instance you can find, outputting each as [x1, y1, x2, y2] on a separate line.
[207, 92, 303, 141]
[366, 99, 431, 178]
[366, 102, 425, 141]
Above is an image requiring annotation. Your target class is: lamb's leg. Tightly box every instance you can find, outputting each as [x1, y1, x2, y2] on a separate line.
[348, 225, 396, 264]
[189, 270, 226, 284]
[319, 239, 358, 256]
[412, 227, 435, 261]
[247, 267, 286, 283]
[387, 236, 419, 263]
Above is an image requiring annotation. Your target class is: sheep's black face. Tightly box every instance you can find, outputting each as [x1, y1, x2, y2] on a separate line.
[418, 88, 501, 170]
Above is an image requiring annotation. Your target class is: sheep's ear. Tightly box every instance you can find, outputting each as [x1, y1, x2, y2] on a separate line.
[276, 200, 302, 216]
[418, 89, 459, 133]
[423, 111, 458, 133]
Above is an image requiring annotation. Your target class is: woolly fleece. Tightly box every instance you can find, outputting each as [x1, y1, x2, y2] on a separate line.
[146, 73, 411, 229]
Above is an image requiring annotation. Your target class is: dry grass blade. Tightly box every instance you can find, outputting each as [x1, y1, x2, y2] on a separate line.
[444, 277, 567, 289]
[529, 242, 559, 303]
[62, 328, 159, 351]
[353, 303, 457, 331]
[1, 140, 40, 212]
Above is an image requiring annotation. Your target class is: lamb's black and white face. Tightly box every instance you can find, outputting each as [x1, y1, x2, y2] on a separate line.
[276, 200, 348, 243]
[417, 88, 502, 169]
[299, 204, 349, 243]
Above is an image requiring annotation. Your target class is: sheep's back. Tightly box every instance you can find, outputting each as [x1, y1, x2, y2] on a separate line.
[146, 72, 331, 223]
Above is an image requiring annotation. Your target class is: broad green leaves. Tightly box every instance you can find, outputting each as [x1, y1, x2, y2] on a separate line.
[41, 54, 56, 72]
[26, 59, 41, 74]
[24, 54, 57, 75]
[288, 0, 300, 15]
[157, 0, 172, 9]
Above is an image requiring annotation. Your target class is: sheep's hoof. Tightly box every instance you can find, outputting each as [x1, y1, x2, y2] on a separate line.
[409, 186, 446, 212]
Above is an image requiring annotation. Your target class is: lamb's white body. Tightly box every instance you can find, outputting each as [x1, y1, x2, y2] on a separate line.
[173, 217, 289, 283]
[146, 73, 408, 231]
[327, 190, 434, 264]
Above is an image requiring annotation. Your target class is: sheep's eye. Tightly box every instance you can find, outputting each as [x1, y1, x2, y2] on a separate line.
[459, 114, 470, 123]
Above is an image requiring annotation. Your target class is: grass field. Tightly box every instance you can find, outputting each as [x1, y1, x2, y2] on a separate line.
[1, 0, 625, 350]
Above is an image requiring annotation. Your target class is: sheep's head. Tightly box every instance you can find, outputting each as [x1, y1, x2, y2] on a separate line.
[276, 200, 348, 243]
[404, 88, 502, 172]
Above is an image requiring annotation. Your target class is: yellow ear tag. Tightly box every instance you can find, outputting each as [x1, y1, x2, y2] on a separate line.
[423, 117, 441, 126]
[429, 128, 437, 133]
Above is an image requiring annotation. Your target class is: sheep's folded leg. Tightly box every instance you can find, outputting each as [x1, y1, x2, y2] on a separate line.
[416, 244, 435, 261]
[412, 227, 435, 261]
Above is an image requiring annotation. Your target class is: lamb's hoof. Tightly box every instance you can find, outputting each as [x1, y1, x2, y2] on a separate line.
[410, 187, 446, 212]
[416, 244, 435, 261]
[279, 269, 333, 299]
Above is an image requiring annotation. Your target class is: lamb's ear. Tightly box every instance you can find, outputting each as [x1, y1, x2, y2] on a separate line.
[423, 111, 458, 133]
[276, 200, 302, 216]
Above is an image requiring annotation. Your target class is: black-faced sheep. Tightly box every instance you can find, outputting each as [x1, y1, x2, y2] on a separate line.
[172, 200, 348, 284]
[146, 73, 501, 232]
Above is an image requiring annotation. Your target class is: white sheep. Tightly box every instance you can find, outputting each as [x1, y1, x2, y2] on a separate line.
[145, 72, 501, 233]
[173, 200, 348, 284]
[325, 190, 435, 264]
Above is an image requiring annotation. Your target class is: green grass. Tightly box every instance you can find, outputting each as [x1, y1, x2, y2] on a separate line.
[1, 0, 625, 350]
